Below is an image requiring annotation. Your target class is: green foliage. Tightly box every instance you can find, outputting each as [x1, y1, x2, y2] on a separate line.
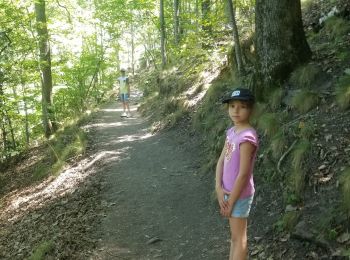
[335, 74, 350, 110]
[257, 112, 279, 137]
[315, 206, 345, 241]
[336, 51, 350, 63]
[298, 121, 315, 139]
[250, 102, 267, 125]
[270, 130, 286, 159]
[290, 64, 321, 89]
[291, 139, 310, 170]
[33, 125, 87, 181]
[289, 168, 305, 200]
[269, 87, 284, 109]
[284, 191, 302, 206]
[29, 240, 54, 260]
[340, 168, 350, 217]
[274, 211, 300, 232]
[301, 0, 314, 12]
[291, 89, 319, 113]
[324, 17, 350, 41]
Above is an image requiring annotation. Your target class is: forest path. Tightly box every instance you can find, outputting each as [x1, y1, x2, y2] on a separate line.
[89, 100, 228, 260]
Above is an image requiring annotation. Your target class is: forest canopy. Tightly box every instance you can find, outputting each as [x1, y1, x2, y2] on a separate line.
[0, 0, 312, 165]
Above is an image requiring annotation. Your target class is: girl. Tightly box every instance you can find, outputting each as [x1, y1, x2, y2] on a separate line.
[215, 88, 259, 260]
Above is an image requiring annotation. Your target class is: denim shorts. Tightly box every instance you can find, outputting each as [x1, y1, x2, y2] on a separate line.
[120, 93, 129, 101]
[224, 194, 254, 218]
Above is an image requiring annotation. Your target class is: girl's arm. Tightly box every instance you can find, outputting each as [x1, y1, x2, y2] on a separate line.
[216, 141, 228, 210]
[222, 141, 256, 217]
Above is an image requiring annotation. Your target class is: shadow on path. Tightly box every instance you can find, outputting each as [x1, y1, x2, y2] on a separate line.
[89, 101, 228, 260]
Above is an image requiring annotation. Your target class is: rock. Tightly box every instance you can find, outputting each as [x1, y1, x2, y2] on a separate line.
[285, 205, 298, 212]
[147, 237, 162, 245]
[280, 234, 290, 242]
[325, 134, 332, 142]
[318, 165, 327, 170]
[254, 236, 263, 242]
[293, 220, 313, 240]
[337, 233, 350, 244]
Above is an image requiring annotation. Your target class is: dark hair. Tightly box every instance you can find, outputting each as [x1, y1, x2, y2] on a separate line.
[227, 99, 255, 109]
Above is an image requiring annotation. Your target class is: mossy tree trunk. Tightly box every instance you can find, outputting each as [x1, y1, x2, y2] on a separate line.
[256, 0, 311, 86]
[201, 0, 211, 33]
[173, 0, 180, 45]
[34, 0, 57, 137]
[227, 0, 245, 76]
[160, 0, 167, 69]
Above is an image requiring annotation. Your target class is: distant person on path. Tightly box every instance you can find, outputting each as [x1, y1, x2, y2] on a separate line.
[215, 88, 259, 260]
[117, 68, 131, 117]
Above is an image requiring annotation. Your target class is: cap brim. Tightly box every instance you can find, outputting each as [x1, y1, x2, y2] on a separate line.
[222, 96, 254, 103]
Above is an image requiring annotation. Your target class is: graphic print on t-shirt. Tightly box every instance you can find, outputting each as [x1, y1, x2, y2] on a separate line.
[225, 138, 235, 161]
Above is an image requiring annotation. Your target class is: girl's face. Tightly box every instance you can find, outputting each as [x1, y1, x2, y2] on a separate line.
[228, 100, 252, 125]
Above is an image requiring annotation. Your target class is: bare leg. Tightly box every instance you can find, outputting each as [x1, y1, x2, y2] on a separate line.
[122, 101, 126, 113]
[126, 102, 130, 113]
[228, 217, 248, 260]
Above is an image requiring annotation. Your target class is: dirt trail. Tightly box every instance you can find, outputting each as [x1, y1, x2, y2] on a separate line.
[89, 101, 228, 259]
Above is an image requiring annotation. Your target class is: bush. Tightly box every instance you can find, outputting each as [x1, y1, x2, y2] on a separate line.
[324, 17, 350, 41]
[335, 74, 350, 110]
[291, 89, 319, 113]
[290, 64, 321, 89]
[340, 168, 350, 217]
[257, 112, 280, 137]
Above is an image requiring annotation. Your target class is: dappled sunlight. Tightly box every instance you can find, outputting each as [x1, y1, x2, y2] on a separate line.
[111, 132, 154, 145]
[0, 149, 126, 223]
[91, 242, 134, 259]
[83, 121, 129, 129]
[184, 66, 222, 108]
[101, 107, 138, 113]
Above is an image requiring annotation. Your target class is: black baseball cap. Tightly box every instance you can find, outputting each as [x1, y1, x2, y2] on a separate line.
[222, 88, 255, 103]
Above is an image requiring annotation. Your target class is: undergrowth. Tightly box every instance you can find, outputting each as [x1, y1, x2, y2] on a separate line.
[29, 240, 54, 260]
[33, 123, 88, 181]
[335, 73, 350, 110]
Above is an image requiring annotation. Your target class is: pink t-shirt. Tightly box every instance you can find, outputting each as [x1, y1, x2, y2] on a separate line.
[222, 127, 259, 199]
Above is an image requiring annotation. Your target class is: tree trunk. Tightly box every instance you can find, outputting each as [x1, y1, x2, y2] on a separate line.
[131, 23, 135, 76]
[256, 0, 311, 86]
[34, 0, 56, 138]
[160, 0, 167, 69]
[173, 0, 180, 45]
[202, 0, 211, 32]
[0, 78, 8, 158]
[227, 0, 245, 75]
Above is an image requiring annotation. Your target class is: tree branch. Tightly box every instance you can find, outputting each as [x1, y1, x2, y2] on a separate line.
[56, 0, 72, 23]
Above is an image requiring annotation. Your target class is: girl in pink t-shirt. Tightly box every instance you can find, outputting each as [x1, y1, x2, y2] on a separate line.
[215, 88, 258, 260]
